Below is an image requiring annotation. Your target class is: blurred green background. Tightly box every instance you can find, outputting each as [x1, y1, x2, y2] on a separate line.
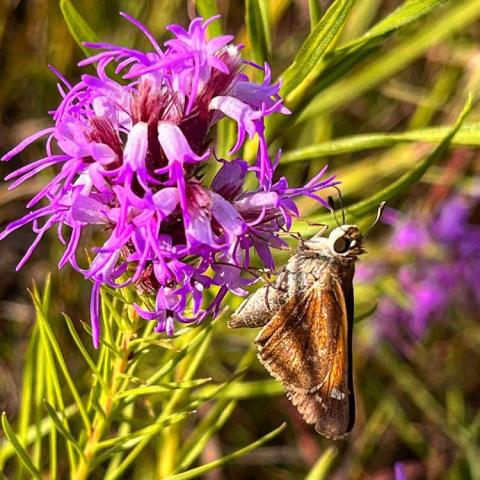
[1, 0, 480, 479]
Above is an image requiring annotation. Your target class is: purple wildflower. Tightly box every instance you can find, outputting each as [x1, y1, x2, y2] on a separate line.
[363, 196, 480, 355]
[394, 462, 407, 480]
[1, 14, 336, 347]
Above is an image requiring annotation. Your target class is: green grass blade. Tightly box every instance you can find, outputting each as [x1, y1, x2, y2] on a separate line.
[15, 323, 38, 476]
[41, 273, 52, 313]
[246, 0, 271, 64]
[336, 0, 447, 53]
[176, 348, 257, 472]
[59, 0, 99, 56]
[298, 0, 480, 121]
[63, 314, 107, 392]
[105, 324, 215, 479]
[308, 0, 322, 29]
[305, 446, 338, 480]
[177, 401, 237, 472]
[0, 405, 78, 466]
[281, 122, 480, 163]
[305, 95, 472, 227]
[95, 411, 195, 451]
[116, 378, 212, 399]
[31, 283, 77, 471]
[379, 348, 473, 449]
[193, 379, 284, 400]
[280, 0, 354, 96]
[165, 423, 287, 480]
[143, 321, 214, 386]
[31, 294, 91, 432]
[1, 413, 42, 480]
[43, 401, 86, 461]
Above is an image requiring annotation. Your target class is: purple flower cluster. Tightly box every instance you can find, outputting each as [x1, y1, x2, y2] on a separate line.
[361, 194, 480, 354]
[1, 14, 335, 346]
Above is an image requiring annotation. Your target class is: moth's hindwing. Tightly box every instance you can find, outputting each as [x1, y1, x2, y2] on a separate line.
[254, 275, 354, 439]
[228, 284, 286, 329]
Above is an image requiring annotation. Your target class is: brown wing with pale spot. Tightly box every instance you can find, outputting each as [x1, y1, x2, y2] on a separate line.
[255, 276, 354, 439]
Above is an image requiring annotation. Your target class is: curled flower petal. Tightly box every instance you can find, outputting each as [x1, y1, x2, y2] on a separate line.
[157, 121, 210, 166]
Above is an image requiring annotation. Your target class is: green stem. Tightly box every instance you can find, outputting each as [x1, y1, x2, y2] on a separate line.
[72, 330, 133, 480]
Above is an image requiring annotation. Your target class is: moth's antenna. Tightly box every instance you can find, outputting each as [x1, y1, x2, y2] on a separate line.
[332, 185, 346, 225]
[364, 201, 386, 238]
[327, 196, 342, 228]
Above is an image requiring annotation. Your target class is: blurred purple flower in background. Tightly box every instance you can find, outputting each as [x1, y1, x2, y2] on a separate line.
[0, 13, 335, 346]
[394, 462, 407, 480]
[362, 194, 480, 355]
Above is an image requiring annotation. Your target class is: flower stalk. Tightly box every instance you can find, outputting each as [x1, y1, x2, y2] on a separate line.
[73, 307, 138, 480]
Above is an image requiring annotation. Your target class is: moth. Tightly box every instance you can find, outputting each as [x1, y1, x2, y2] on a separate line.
[229, 204, 384, 439]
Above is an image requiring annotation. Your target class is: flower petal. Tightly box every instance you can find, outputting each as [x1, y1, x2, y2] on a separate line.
[211, 192, 245, 236]
[157, 121, 209, 165]
[71, 194, 107, 224]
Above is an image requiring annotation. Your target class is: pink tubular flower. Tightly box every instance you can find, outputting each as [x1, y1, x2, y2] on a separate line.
[1, 13, 336, 347]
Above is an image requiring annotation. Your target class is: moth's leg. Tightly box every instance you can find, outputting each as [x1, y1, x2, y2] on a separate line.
[228, 283, 287, 329]
[307, 224, 329, 240]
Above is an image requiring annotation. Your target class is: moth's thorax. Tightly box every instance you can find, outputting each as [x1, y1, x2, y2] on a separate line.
[280, 250, 355, 296]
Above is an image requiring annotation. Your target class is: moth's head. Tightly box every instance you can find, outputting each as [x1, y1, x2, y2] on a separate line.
[304, 225, 365, 258]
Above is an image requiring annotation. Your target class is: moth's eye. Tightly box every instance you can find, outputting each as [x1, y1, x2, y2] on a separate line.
[333, 237, 351, 253]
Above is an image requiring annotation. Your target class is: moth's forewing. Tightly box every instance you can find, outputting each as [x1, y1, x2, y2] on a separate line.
[228, 283, 286, 329]
[255, 276, 354, 439]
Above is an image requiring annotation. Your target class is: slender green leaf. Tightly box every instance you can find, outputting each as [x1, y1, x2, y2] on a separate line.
[116, 378, 212, 399]
[31, 294, 91, 432]
[17, 324, 38, 452]
[95, 411, 194, 451]
[1, 413, 42, 480]
[305, 446, 338, 480]
[354, 303, 378, 322]
[195, 0, 222, 37]
[177, 401, 237, 472]
[193, 379, 283, 400]
[44, 343, 59, 477]
[0, 404, 77, 466]
[143, 321, 214, 386]
[31, 283, 77, 470]
[336, 0, 448, 54]
[177, 349, 257, 472]
[64, 314, 107, 391]
[59, 0, 99, 56]
[165, 423, 287, 480]
[281, 122, 480, 163]
[305, 96, 472, 227]
[106, 324, 215, 479]
[308, 0, 322, 29]
[298, 0, 480, 121]
[43, 401, 86, 461]
[246, 0, 271, 64]
[380, 348, 474, 449]
[102, 292, 127, 331]
[80, 320, 121, 356]
[281, 0, 354, 96]
[32, 316, 46, 470]
[182, 367, 253, 412]
[41, 273, 52, 313]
